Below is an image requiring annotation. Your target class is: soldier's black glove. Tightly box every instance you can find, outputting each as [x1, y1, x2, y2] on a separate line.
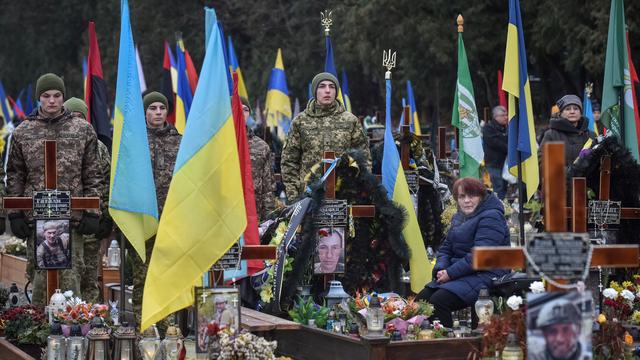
[8, 213, 30, 239]
[95, 216, 114, 239]
[78, 213, 100, 235]
[0, 217, 5, 235]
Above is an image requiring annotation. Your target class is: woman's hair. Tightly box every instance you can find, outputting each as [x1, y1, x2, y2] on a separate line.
[452, 177, 486, 200]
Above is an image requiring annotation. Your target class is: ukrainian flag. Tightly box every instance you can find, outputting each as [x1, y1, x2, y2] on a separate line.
[174, 39, 193, 134]
[503, 0, 539, 200]
[109, 0, 158, 262]
[407, 80, 422, 135]
[381, 73, 431, 293]
[264, 48, 292, 140]
[0, 81, 13, 124]
[341, 68, 352, 113]
[228, 37, 249, 100]
[323, 35, 345, 106]
[141, 7, 246, 330]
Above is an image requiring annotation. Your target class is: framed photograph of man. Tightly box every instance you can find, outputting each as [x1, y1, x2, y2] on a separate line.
[34, 219, 71, 270]
[313, 227, 345, 275]
[194, 287, 240, 354]
[527, 291, 592, 360]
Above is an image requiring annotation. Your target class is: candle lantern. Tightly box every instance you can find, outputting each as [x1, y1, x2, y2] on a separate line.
[107, 239, 121, 268]
[161, 325, 184, 360]
[365, 295, 384, 335]
[86, 322, 110, 360]
[324, 281, 350, 308]
[47, 288, 67, 323]
[474, 287, 494, 330]
[66, 324, 86, 360]
[46, 320, 65, 360]
[112, 322, 137, 360]
[138, 324, 161, 360]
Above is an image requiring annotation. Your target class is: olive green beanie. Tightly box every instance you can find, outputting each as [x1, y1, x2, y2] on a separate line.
[143, 91, 168, 110]
[240, 96, 251, 113]
[36, 73, 66, 98]
[63, 97, 88, 119]
[311, 72, 340, 99]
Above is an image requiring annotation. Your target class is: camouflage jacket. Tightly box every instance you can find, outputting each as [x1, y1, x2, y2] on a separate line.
[281, 100, 370, 200]
[248, 134, 275, 220]
[6, 108, 103, 224]
[97, 141, 111, 215]
[147, 124, 181, 216]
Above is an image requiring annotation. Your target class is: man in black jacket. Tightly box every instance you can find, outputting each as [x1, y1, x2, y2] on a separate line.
[482, 106, 508, 199]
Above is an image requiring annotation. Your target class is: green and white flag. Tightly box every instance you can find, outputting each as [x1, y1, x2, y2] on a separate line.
[601, 0, 638, 161]
[452, 30, 484, 178]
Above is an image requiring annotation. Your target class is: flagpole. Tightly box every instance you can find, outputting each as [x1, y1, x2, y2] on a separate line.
[515, 97, 525, 246]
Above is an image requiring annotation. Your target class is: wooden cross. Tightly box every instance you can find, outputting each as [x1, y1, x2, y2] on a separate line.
[3, 140, 101, 300]
[472, 142, 639, 291]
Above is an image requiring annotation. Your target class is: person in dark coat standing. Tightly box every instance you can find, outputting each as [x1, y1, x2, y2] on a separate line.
[482, 106, 509, 199]
[539, 95, 595, 166]
[416, 177, 510, 328]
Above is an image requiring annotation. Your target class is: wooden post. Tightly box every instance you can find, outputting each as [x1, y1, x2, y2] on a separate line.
[437, 127, 447, 159]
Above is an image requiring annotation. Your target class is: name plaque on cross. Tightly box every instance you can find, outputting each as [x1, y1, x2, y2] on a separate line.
[526, 232, 590, 280]
[211, 243, 242, 271]
[32, 190, 71, 218]
[588, 200, 622, 225]
[315, 199, 348, 226]
[404, 170, 419, 195]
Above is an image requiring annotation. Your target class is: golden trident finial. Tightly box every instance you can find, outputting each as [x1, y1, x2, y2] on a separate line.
[585, 82, 593, 98]
[321, 10, 333, 36]
[383, 49, 397, 80]
[457, 14, 464, 33]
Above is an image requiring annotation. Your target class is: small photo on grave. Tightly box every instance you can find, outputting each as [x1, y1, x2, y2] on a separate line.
[194, 287, 240, 354]
[314, 227, 345, 274]
[527, 291, 592, 360]
[34, 219, 71, 270]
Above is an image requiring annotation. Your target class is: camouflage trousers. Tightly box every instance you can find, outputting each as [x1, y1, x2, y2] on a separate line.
[27, 229, 84, 306]
[131, 237, 170, 335]
[80, 236, 101, 304]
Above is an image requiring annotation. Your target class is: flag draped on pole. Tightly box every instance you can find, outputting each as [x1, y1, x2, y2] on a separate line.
[175, 39, 194, 135]
[626, 31, 640, 155]
[452, 25, 484, 179]
[231, 71, 261, 275]
[341, 68, 352, 113]
[583, 88, 598, 135]
[135, 45, 147, 93]
[184, 49, 199, 95]
[82, 57, 88, 99]
[161, 41, 176, 126]
[0, 81, 13, 125]
[381, 71, 431, 294]
[324, 35, 345, 105]
[503, 0, 539, 200]
[497, 70, 507, 110]
[85, 21, 112, 147]
[141, 7, 247, 330]
[264, 49, 292, 140]
[216, 22, 234, 95]
[601, 0, 638, 161]
[407, 80, 422, 135]
[110, 0, 159, 262]
[228, 37, 249, 100]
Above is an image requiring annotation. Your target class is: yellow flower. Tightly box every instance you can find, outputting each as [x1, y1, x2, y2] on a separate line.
[622, 281, 634, 290]
[632, 310, 640, 325]
[610, 281, 623, 293]
[260, 286, 274, 303]
[598, 313, 607, 324]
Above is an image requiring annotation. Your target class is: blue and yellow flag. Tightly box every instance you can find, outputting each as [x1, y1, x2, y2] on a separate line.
[0, 81, 13, 125]
[228, 37, 249, 100]
[583, 88, 599, 136]
[381, 73, 431, 293]
[341, 68, 352, 113]
[264, 48, 292, 140]
[324, 35, 345, 106]
[407, 80, 422, 135]
[109, 0, 159, 262]
[141, 7, 247, 331]
[174, 39, 193, 134]
[503, 0, 539, 200]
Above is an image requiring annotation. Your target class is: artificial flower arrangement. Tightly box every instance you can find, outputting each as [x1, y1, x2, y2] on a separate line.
[0, 304, 49, 346]
[218, 330, 278, 360]
[258, 221, 293, 304]
[288, 296, 330, 329]
[602, 279, 638, 323]
[51, 291, 110, 336]
[1, 236, 27, 257]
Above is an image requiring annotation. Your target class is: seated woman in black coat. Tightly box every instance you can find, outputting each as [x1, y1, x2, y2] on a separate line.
[416, 177, 510, 328]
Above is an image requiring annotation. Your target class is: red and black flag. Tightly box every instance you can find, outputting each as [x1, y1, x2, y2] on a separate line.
[85, 21, 112, 148]
[161, 41, 176, 125]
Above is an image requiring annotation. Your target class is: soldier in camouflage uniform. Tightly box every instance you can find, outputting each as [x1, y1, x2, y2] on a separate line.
[241, 97, 276, 220]
[281, 72, 370, 201]
[64, 97, 112, 303]
[131, 91, 181, 331]
[7, 74, 103, 306]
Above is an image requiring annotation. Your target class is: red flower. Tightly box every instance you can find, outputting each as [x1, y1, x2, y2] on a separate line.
[206, 322, 220, 336]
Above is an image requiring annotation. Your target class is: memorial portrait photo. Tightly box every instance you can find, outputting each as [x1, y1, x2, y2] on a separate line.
[527, 291, 592, 360]
[195, 287, 240, 353]
[314, 227, 345, 274]
[34, 219, 71, 270]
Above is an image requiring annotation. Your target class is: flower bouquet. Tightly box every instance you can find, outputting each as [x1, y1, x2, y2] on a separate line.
[0, 304, 49, 346]
[218, 330, 277, 360]
[288, 296, 330, 328]
[52, 291, 110, 335]
[1, 237, 27, 257]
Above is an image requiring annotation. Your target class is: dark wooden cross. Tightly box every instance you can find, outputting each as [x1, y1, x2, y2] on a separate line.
[472, 142, 639, 291]
[3, 140, 101, 300]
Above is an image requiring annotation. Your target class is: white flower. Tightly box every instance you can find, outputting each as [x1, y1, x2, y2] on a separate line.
[529, 281, 545, 294]
[603, 288, 618, 299]
[621, 289, 635, 302]
[63, 290, 73, 298]
[506, 295, 523, 310]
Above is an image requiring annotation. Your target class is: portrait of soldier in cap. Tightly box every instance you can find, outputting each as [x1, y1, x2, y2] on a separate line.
[528, 293, 592, 360]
